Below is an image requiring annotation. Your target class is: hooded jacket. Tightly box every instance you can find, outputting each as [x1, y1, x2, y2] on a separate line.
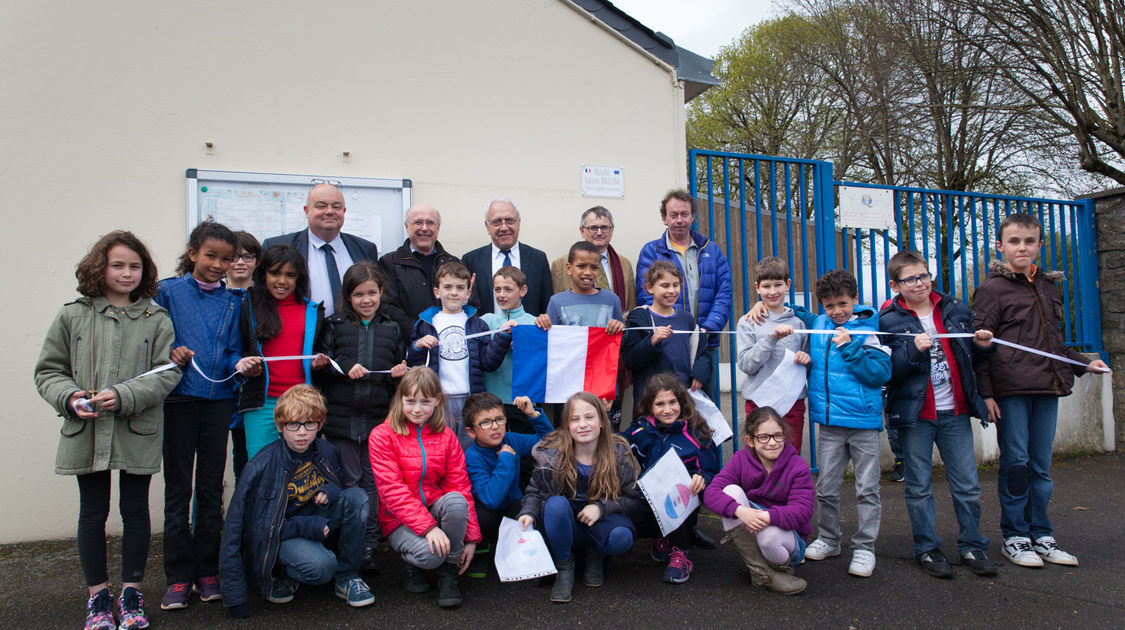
[406, 305, 510, 394]
[635, 229, 733, 346]
[800, 305, 891, 430]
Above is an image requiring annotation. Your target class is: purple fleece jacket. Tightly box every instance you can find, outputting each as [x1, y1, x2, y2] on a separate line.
[703, 444, 814, 538]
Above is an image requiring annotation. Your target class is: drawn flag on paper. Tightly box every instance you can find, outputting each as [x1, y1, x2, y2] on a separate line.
[494, 517, 557, 582]
[636, 449, 700, 537]
[511, 325, 621, 403]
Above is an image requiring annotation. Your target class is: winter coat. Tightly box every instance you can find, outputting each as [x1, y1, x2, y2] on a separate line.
[519, 439, 643, 523]
[634, 229, 733, 345]
[621, 306, 712, 401]
[463, 409, 553, 510]
[406, 305, 511, 394]
[703, 444, 814, 539]
[735, 306, 809, 402]
[623, 415, 720, 483]
[35, 297, 181, 475]
[154, 274, 243, 400]
[237, 292, 324, 412]
[379, 240, 464, 340]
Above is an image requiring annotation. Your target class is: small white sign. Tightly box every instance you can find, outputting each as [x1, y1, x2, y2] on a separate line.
[839, 186, 895, 230]
[580, 165, 625, 198]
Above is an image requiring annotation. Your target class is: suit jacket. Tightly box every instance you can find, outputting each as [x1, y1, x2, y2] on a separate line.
[461, 242, 552, 316]
[262, 229, 379, 267]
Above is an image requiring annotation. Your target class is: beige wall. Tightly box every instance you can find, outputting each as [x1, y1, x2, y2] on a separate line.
[1, 0, 687, 543]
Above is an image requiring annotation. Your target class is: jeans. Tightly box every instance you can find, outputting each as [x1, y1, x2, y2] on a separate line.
[328, 436, 380, 547]
[995, 395, 1059, 539]
[387, 492, 469, 569]
[814, 426, 881, 552]
[900, 412, 989, 556]
[540, 495, 635, 561]
[77, 471, 152, 586]
[277, 487, 368, 585]
[887, 427, 903, 461]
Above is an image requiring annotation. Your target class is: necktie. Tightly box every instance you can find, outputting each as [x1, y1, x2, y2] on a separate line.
[501, 248, 512, 268]
[321, 243, 342, 306]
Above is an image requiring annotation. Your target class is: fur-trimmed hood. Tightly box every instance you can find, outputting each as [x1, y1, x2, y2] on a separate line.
[987, 259, 1064, 283]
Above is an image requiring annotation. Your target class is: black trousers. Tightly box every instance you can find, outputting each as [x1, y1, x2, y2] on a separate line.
[77, 470, 152, 586]
[475, 499, 523, 545]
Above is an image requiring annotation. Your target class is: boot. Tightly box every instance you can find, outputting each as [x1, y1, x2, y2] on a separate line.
[401, 563, 430, 593]
[583, 548, 604, 587]
[727, 528, 807, 595]
[436, 562, 462, 608]
[550, 556, 575, 603]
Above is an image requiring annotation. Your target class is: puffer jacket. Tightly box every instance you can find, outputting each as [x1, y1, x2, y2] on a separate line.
[368, 420, 482, 542]
[155, 274, 243, 400]
[406, 305, 510, 393]
[34, 297, 181, 475]
[798, 305, 891, 429]
[519, 438, 643, 523]
[379, 240, 464, 340]
[623, 416, 720, 483]
[703, 444, 814, 539]
[237, 291, 324, 412]
[634, 229, 733, 346]
[972, 260, 1092, 398]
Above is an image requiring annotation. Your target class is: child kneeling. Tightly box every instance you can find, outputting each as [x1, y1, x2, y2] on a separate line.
[221, 384, 374, 618]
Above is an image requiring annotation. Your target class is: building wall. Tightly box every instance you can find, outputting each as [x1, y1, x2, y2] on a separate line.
[0, 0, 688, 542]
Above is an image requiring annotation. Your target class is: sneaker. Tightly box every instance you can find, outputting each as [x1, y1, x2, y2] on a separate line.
[889, 459, 905, 483]
[466, 548, 490, 579]
[848, 549, 876, 577]
[85, 588, 115, 630]
[266, 578, 299, 604]
[1033, 536, 1079, 566]
[1002, 536, 1044, 568]
[690, 526, 718, 550]
[116, 586, 149, 630]
[160, 582, 191, 610]
[436, 562, 462, 608]
[962, 549, 998, 577]
[918, 550, 953, 579]
[662, 547, 694, 584]
[650, 537, 672, 563]
[335, 577, 376, 608]
[804, 538, 841, 561]
[193, 575, 222, 602]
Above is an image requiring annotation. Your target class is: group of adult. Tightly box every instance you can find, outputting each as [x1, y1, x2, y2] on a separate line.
[267, 182, 733, 351]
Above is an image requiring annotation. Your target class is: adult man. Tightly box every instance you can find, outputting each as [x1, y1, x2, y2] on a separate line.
[550, 206, 636, 313]
[263, 182, 379, 315]
[461, 197, 552, 316]
[380, 203, 463, 339]
[635, 189, 733, 347]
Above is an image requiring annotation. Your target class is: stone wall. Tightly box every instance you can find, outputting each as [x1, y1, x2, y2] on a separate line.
[1084, 187, 1125, 447]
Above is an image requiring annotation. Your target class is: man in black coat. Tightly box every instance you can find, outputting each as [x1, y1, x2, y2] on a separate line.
[461, 197, 552, 315]
[379, 203, 463, 339]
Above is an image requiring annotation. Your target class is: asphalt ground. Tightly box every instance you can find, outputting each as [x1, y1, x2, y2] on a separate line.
[3, 452, 1122, 629]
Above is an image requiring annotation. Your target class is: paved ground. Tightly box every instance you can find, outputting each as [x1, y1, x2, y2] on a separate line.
[3, 452, 1123, 629]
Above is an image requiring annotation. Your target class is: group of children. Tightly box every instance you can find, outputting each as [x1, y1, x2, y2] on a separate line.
[34, 212, 1108, 629]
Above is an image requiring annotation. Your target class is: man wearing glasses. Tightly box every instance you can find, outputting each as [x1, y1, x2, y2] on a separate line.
[461, 197, 552, 315]
[549, 206, 636, 313]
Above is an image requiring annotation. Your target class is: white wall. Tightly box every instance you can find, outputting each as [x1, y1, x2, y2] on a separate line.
[1, 0, 688, 543]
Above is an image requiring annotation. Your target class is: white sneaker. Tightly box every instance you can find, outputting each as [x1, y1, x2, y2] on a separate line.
[848, 549, 876, 577]
[1033, 536, 1079, 566]
[1002, 536, 1044, 568]
[804, 538, 841, 561]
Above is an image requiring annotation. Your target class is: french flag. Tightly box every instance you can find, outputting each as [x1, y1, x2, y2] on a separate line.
[511, 326, 621, 403]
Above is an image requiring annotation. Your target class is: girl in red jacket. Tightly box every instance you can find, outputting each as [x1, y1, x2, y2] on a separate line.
[369, 367, 480, 608]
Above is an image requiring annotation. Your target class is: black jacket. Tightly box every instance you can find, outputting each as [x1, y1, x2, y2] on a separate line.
[461, 242, 553, 316]
[379, 239, 463, 340]
[262, 229, 379, 267]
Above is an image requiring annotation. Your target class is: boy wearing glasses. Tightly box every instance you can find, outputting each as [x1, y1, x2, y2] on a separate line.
[880, 251, 999, 579]
[461, 392, 552, 578]
[220, 384, 374, 617]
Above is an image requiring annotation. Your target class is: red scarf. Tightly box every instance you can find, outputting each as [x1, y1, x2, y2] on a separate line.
[606, 244, 627, 311]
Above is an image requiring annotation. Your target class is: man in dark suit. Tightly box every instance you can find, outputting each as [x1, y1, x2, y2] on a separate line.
[379, 202, 464, 339]
[262, 182, 379, 315]
[461, 197, 552, 315]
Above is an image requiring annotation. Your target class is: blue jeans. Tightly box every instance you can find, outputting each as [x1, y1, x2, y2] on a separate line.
[541, 496, 635, 562]
[900, 412, 989, 556]
[996, 395, 1058, 539]
[277, 487, 368, 585]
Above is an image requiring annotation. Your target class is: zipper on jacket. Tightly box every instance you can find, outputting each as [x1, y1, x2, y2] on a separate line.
[822, 332, 832, 426]
[262, 465, 289, 585]
[416, 426, 428, 505]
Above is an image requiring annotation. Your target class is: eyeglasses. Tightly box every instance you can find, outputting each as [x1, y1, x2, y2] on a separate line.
[311, 178, 342, 186]
[896, 272, 933, 287]
[283, 421, 322, 432]
[234, 253, 257, 262]
[473, 416, 507, 431]
[409, 219, 438, 229]
[752, 432, 785, 445]
[489, 217, 519, 227]
[582, 224, 613, 233]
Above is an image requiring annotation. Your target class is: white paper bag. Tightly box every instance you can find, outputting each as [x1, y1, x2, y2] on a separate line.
[494, 517, 557, 582]
[637, 450, 701, 537]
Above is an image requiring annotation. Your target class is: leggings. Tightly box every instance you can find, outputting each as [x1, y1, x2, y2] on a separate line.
[541, 495, 635, 562]
[77, 471, 152, 586]
[722, 485, 799, 565]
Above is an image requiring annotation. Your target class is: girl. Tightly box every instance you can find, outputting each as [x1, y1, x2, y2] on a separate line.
[621, 261, 711, 404]
[226, 230, 260, 481]
[518, 391, 642, 603]
[156, 221, 261, 611]
[624, 373, 719, 584]
[703, 406, 814, 595]
[315, 261, 408, 567]
[35, 231, 182, 630]
[239, 244, 327, 459]
[369, 367, 480, 609]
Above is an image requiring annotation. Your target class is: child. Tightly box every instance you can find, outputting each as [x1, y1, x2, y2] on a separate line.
[315, 261, 408, 568]
[736, 256, 812, 454]
[622, 261, 712, 404]
[156, 221, 261, 610]
[972, 213, 1108, 568]
[34, 231, 181, 630]
[480, 266, 541, 433]
[703, 406, 814, 595]
[239, 244, 328, 459]
[518, 391, 642, 603]
[623, 373, 719, 584]
[369, 367, 481, 608]
[539, 241, 625, 333]
[220, 384, 375, 617]
[408, 261, 512, 446]
[227, 230, 260, 480]
[880, 250, 999, 578]
[461, 391, 553, 578]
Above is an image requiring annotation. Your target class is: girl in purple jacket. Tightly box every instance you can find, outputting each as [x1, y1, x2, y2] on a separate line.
[703, 406, 814, 595]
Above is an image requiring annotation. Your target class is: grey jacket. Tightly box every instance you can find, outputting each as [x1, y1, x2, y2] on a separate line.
[735, 307, 809, 402]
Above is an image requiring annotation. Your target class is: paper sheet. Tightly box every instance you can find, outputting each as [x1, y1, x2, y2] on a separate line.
[689, 389, 733, 444]
[636, 450, 701, 537]
[494, 517, 557, 582]
[748, 349, 807, 415]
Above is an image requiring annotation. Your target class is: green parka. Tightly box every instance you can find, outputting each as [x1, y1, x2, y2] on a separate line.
[34, 296, 181, 475]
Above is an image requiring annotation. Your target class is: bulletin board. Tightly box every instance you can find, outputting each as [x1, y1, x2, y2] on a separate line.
[185, 169, 411, 256]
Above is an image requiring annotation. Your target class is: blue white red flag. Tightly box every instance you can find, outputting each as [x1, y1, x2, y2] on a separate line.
[511, 325, 620, 403]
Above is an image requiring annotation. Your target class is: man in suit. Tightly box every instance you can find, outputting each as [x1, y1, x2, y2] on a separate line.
[262, 182, 379, 315]
[550, 205, 635, 313]
[461, 197, 552, 316]
[379, 202, 464, 339]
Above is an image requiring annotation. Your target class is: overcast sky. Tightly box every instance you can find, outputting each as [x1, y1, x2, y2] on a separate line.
[608, 0, 780, 59]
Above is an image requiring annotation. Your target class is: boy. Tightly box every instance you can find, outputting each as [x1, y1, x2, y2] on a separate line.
[220, 384, 374, 617]
[880, 250, 998, 579]
[973, 213, 1108, 568]
[736, 256, 812, 454]
[537, 241, 625, 334]
[409, 261, 512, 447]
[461, 392, 553, 578]
[481, 266, 542, 434]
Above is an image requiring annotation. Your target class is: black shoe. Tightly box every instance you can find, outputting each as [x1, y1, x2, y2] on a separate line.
[402, 563, 431, 593]
[889, 459, 905, 483]
[962, 549, 998, 577]
[690, 526, 718, 550]
[436, 562, 463, 608]
[466, 549, 490, 579]
[362, 546, 379, 573]
[919, 550, 954, 579]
